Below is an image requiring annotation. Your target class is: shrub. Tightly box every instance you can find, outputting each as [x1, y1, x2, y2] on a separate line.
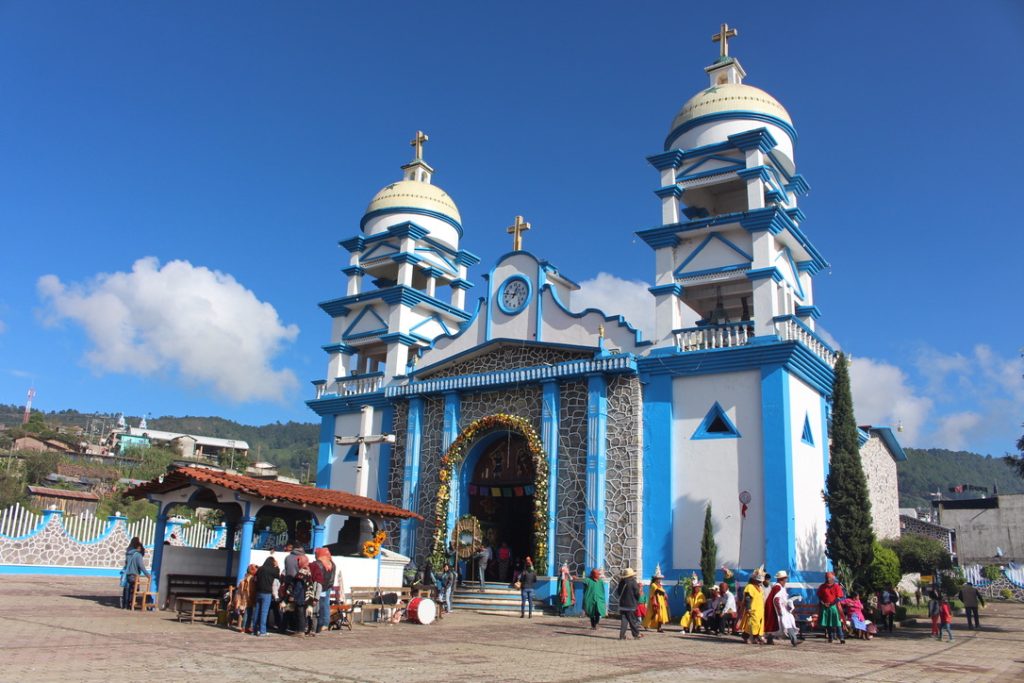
[895, 605, 908, 621]
[982, 564, 1003, 581]
[883, 534, 952, 574]
[868, 542, 901, 591]
[1001, 588, 1013, 600]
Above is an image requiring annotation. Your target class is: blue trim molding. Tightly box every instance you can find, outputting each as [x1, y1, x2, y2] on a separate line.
[541, 380, 560, 576]
[761, 365, 795, 573]
[665, 111, 798, 151]
[376, 405, 395, 503]
[317, 416, 335, 488]
[585, 374, 608, 572]
[400, 397, 423, 558]
[360, 207, 464, 237]
[642, 374, 673, 578]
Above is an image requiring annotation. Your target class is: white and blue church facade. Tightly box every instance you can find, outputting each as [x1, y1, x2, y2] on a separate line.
[308, 33, 838, 604]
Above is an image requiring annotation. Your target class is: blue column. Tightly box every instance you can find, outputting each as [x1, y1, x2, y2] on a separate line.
[376, 405, 395, 503]
[224, 522, 237, 576]
[312, 523, 326, 550]
[236, 515, 256, 584]
[761, 364, 795, 573]
[316, 415, 335, 488]
[400, 396, 424, 558]
[442, 392, 461, 542]
[585, 374, 608, 573]
[151, 511, 168, 591]
[641, 373, 673, 578]
[541, 380, 559, 576]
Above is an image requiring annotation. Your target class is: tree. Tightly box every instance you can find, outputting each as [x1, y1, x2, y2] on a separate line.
[700, 502, 717, 590]
[824, 352, 876, 590]
[1004, 426, 1024, 479]
[882, 533, 952, 574]
[95, 489, 156, 523]
[121, 446, 179, 481]
[868, 541, 901, 591]
[22, 451, 63, 485]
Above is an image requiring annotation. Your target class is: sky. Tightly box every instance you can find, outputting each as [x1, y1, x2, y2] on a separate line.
[0, 1, 1022, 456]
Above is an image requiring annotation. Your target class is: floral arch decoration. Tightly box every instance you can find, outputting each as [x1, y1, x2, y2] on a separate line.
[430, 413, 549, 571]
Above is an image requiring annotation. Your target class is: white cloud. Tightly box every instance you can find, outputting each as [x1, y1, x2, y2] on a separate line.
[933, 412, 983, 451]
[38, 257, 300, 403]
[573, 272, 655, 341]
[848, 356, 934, 445]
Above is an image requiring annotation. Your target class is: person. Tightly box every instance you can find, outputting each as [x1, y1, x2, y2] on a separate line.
[293, 556, 316, 636]
[474, 544, 491, 589]
[641, 568, 670, 632]
[253, 556, 279, 636]
[765, 570, 800, 646]
[703, 585, 722, 632]
[284, 544, 305, 578]
[232, 563, 259, 633]
[926, 581, 942, 637]
[520, 558, 538, 618]
[958, 581, 984, 630]
[121, 539, 150, 610]
[845, 592, 872, 640]
[817, 572, 845, 644]
[877, 584, 899, 633]
[616, 567, 643, 640]
[313, 548, 336, 634]
[680, 577, 705, 633]
[582, 568, 607, 630]
[438, 562, 457, 613]
[556, 563, 575, 617]
[718, 581, 738, 634]
[739, 569, 766, 644]
[498, 541, 512, 583]
[937, 595, 953, 641]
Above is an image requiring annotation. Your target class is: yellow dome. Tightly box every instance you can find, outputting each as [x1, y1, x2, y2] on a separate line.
[365, 180, 461, 224]
[670, 83, 792, 133]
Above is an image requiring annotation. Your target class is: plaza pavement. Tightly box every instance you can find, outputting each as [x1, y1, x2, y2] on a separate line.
[0, 576, 1021, 683]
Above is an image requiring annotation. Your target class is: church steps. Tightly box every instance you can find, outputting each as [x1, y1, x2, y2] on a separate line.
[451, 581, 545, 613]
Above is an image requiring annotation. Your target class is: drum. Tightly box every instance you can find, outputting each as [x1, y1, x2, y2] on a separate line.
[407, 597, 436, 625]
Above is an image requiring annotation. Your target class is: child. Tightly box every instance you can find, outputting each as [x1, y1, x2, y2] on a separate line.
[937, 596, 953, 641]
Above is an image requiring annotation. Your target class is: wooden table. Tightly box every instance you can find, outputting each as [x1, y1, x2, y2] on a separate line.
[175, 597, 219, 624]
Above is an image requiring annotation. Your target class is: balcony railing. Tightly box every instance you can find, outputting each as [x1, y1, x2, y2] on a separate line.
[774, 316, 837, 367]
[674, 322, 754, 352]
[314, 372, 385, 399]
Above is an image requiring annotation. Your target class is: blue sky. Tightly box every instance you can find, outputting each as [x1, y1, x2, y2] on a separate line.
[0, 2, 1021, 455]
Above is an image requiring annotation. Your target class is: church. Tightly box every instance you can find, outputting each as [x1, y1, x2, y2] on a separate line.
[308, 25, 839, 601]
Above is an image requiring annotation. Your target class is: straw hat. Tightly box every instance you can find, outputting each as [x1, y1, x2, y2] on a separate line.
[775, 570, 789, 580]
[621, 567, 637, 579]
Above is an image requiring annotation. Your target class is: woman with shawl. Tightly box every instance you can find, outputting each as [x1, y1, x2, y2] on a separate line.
[232, 563, 259, 633]
[582, 568, 607, 630]
[642, 566, 670, 632]
[679, 576, 706, 633]
[738, 568, 766, 644]
[293, 555, 317, 636]
[816, 572, 846, 644]
[556, 563, 576, 617]
[313, 548, 337, 634]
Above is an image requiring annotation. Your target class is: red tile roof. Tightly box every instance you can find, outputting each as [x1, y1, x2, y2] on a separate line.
[124, 466, 421, 521]
[27, 486, 100, 501]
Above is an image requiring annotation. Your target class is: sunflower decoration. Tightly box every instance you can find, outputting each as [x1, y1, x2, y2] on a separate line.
[362, 539, 381, 558]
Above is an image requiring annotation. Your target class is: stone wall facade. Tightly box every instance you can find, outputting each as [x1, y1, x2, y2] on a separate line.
[860, 434, 901, 540]
[0, 512, 132, 569]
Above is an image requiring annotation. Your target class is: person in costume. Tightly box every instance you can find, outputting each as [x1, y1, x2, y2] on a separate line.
[817, 572, 846, 644]
[679, 575, 706, 633]
[582, 568, 607, 630]
[765, 570, 800, 646]
[642, 566, 670, 632]
[738, 568, 766, 644]
[556, 563, 576, 617]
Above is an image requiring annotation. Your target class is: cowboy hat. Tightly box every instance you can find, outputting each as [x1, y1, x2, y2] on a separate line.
[775, 570, 788, 580]
[620, 567, 637, 579]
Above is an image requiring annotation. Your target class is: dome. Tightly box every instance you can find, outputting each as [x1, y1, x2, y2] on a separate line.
[365, 180, 461, 225]
[670, 83, 792, 134]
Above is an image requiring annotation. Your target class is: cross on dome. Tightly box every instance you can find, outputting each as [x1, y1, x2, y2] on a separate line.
[410, 130, 429, 161]
[507, 215, 531, 251]
[712, 23, 738, 58]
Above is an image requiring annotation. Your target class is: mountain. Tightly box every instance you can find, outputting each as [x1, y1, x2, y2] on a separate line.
[898, 448, 1024, 510]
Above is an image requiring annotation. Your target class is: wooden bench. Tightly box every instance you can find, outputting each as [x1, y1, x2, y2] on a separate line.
[349, 586, 413, 625]
[176, 596, 219, 623]
[164, 574, 234, 609]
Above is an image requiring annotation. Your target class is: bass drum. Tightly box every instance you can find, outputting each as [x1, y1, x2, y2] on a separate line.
[406, 597, 436, 625]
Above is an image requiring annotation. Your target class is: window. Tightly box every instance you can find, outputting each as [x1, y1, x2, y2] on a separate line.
[692, 402, 741, 440]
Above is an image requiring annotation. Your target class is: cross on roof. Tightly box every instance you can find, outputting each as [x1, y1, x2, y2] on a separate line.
[507, 215, 531, 251]
[712, 23, 738, 58]
[410, 130, 429, 161]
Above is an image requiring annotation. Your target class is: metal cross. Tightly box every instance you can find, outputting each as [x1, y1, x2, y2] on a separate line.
[712, 23, 738, 58]
[507, 215, 531, 251]
[410, 130, 429, 160]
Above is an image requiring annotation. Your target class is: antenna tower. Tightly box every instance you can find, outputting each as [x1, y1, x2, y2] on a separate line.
[22, 387, 36, 425]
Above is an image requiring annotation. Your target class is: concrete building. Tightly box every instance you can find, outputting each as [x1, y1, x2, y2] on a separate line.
[858, 426, 907, 540]
[935, 493, 1024, 564]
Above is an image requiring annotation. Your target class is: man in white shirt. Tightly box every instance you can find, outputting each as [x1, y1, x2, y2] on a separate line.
[717, 582, 738, 634]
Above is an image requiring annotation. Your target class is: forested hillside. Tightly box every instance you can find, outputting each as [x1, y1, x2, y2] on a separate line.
[898, 448, 1024, 509]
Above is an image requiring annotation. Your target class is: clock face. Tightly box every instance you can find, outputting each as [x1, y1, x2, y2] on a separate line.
[500, 277, 529, 313]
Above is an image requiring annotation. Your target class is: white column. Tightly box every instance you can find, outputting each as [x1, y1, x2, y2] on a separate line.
[355, 405, 374, 497]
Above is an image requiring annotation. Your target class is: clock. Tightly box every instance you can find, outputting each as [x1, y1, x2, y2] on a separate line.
[497, 276, 531, 314]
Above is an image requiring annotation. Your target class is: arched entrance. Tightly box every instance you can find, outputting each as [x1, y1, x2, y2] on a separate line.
[466, 432, 536, 572]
